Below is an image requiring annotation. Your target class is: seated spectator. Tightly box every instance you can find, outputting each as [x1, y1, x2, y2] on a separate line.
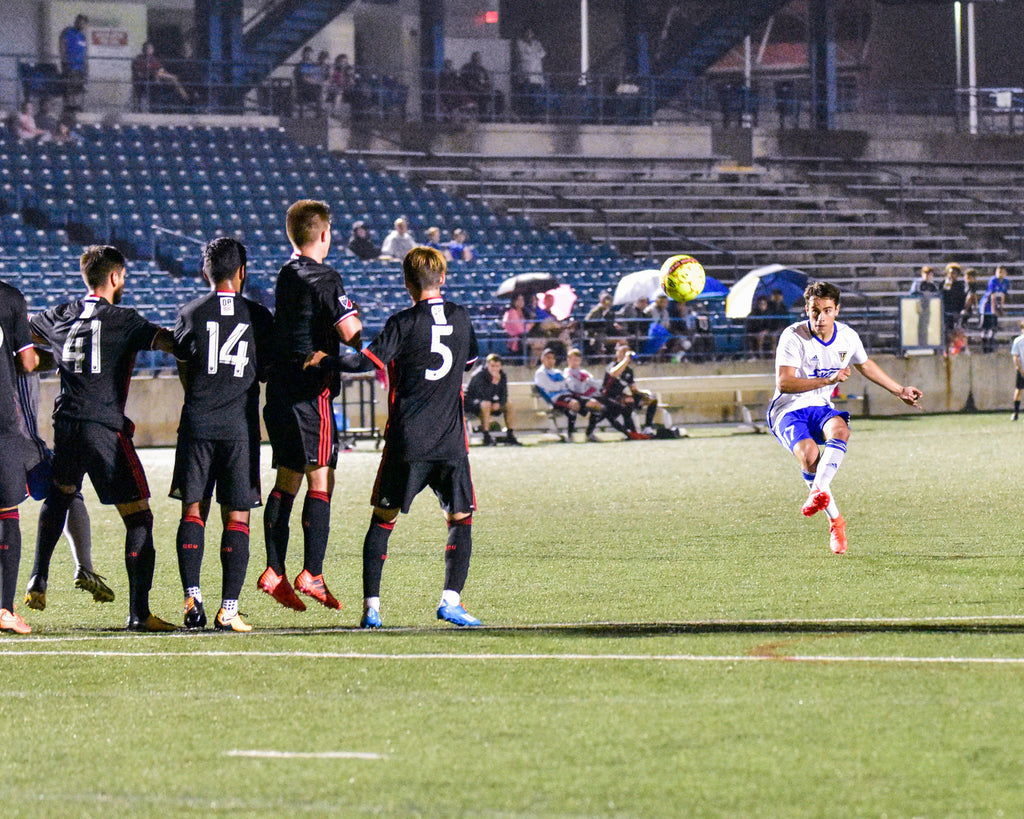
[617, 295, 650, 348]
[438, 58, 473, 121]
[909, 265, 939, 295]
[380, 216, 416, 260]
[745, 295, 774, 359]
[424, 226, 445, 252]
[35, 99, 81, 145]
[293, 46, 322, 116]
[464, 354, 520, 445]
[446, 227, 474, 262]
[501, 293, 533, 361]
[12, 100, 49, 141]
[766, 289, 792, 333]
[563, 347, 632, 441]
[603, 342, 659, 436]
[132, 41, 189, 112]
[584, 290, 623, 357]
[533, 347, 585, 442]
[643, 292, 675, 359]
[327, 53, 355, 119]
[459, 51, 500, 119]
[347, 221, 379, 261]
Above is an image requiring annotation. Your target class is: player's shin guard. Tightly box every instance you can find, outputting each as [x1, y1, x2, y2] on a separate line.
[0, 510, 22, 612]
[362, 514, 395, 599]
[813, 439, 848, 494]
[443, 516, 473, 595]
[123, 509, 155, 618]
[65, 493, 92, 571]
[33, 489, 75, 582]
[221, 521, 250, 602]
[300, 490, 331, 576]
[175, 514, 205, 594]
[262, 488, 294, 574]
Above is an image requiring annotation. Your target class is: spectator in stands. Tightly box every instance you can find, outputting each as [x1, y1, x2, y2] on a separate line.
[941, 262, 967, 339]
[618, 295, 650, 349]
[515, 28, 547, 120]
[584, 290, 623, 357]
[59, 13, 88, 113]
[501, 293, 533, 362]
[980, 265, 1010, 353]
[744, 295, 774, 359]
[532, 290, 574, 358]
[962, 267, 980, 326]
[643, 291, 675, 358]
[767, 288, 792, 330]
[909, 265, 939, 295]
[438, 58, 473, 122]
[460, 51, 499, 119]
[424, 226, 445, 253]
[132, 41, 189, 112]
[464, 354, 520, 445]
[446, 227, 475, 262]
[12, 100, 49, 141]
[327, 53, 355, 119]
[380, 217, 417, 260]
[347, 221, 379, 261]
[293, 47, 321, 116]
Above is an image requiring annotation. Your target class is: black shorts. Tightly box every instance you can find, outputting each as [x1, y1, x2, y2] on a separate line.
[464, 396, 503, 417]
[1016, 371, 1024, 390]
[264, 389, 338, 472]
[51, 418, 150, 505]
[0, 433, 36, 508]
[371, 452, 476, 515]
[982, 313, 999, 330]
[170, 435, 262, 509]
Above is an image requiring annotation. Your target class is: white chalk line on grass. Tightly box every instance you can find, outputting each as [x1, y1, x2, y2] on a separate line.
[224, 749, 386, 760]
[0, 648, 1023, 665]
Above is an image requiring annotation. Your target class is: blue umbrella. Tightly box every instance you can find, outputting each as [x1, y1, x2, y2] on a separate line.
[726, 264, 808, 319]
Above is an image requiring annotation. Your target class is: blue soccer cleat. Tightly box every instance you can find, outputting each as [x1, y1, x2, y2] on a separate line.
[437, 602, 481, 627]
[360, 607, 382, 629]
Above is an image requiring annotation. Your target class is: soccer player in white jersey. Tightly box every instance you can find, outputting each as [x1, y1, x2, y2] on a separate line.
[767, 281, 923, 554]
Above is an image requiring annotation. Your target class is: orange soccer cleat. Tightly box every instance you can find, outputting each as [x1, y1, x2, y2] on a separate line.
[0, 608, 31, 634]
[256, 567, 306, 612]
[294, 569, 342, 610]
[801, 489, 830, 517]
[829, 514, 848, 555]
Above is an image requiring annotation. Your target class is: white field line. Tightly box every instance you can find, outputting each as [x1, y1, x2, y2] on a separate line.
[0, 649, 1022, 665]
[224, 750, 386, 760]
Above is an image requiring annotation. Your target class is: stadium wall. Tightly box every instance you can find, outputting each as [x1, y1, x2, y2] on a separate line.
[32, 353, 1003, 447]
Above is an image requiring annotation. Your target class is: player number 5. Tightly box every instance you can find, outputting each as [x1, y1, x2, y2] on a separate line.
[425, 324, 453, 381]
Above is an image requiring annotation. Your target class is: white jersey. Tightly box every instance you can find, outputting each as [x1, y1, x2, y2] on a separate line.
[766, 319, 868, 429]
[563, 366, 602, 398]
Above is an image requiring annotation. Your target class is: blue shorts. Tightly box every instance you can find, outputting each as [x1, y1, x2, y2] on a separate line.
[772, 406, 850, 452]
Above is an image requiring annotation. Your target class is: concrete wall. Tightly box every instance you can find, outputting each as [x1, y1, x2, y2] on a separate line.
[34, 350, 1007, 449]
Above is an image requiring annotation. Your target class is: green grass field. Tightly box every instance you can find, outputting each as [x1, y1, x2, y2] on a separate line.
[4, 413, 1024, 817]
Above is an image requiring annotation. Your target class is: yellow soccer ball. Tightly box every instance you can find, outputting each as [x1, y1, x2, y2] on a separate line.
[660, 255, 706, 302]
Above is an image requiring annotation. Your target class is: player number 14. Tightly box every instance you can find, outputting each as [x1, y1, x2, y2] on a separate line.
[206, 321, 250, 377]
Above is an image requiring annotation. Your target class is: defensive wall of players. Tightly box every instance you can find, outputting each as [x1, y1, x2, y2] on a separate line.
[30, 352, 998, 446]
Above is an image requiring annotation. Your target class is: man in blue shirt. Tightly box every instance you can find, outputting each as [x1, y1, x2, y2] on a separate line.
[59, 14, 89, 112]
[979, 266, 1009, 353]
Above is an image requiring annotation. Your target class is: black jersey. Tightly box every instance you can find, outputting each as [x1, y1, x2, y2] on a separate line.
[0, 281, 34, 437]
[465, 366, 507, 406]
[173, 290, 274, 441]
[31, 296, 159, 430]
[364, 297, 478, 461]
[603, 363, 636, 400]
[270, 254, 358, 400]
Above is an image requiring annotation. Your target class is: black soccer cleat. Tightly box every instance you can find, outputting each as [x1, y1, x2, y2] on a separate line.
[183, 597, 207, 630]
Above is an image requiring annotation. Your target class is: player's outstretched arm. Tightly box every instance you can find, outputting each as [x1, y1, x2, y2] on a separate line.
[304, 349, 376, 374]
[152, 328, 175, 354]
[776, 364, 847, 394]
[336, 314, 363, 351]
[854, 359, 922, 408]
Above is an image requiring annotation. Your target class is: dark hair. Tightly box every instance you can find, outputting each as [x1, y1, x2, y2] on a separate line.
[80, 245, 126, 289]
[286, 199, 331, 249]
[403, 246, 446, 292]
[803, 280, 841, 305]
[202, 237, 247, 283]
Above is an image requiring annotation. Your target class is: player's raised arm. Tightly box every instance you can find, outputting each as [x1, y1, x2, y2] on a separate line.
[853, 359, 922, 408]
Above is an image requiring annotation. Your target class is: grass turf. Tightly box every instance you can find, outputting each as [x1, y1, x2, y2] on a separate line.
[3, 413, 1024, 817]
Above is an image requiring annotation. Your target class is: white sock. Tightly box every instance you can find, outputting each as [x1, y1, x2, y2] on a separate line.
[186, 586, 202, 603]
[440, 589, 461, 607]
[65, 493, 92, 572]
[825, 497, 840, 520]
[221, 599, 238, 618]
[813, 439, 848, 494]
[364, 596, 380, 612]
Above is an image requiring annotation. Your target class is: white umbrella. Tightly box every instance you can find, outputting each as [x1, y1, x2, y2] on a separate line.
[613, 269, 663, 306]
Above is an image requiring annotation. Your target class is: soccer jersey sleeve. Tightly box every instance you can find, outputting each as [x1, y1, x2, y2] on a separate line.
[775, 327, 806, 371]
[249, 301, 276, 382]
[8, 289, 33, 354]
[364, 315, 399, 371]
[320, 275, 359, 328]
[124, 308, 161, 353]
[171, 308, 195, 363]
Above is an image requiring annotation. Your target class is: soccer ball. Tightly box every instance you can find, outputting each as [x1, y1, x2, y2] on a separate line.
[660, 255, 706, 302]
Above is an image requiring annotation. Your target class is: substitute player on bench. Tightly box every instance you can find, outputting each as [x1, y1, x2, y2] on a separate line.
[29, 245, 176, 630]
[767, 280, 922, 555]
[307, 246, 482, 628]
[171, 238, 273, 632]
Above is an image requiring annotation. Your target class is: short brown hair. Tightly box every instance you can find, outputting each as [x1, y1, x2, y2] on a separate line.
[286, 199, 331, 248]
[403, 246, 446, 292]
[803, 280, 841, 305]
[80, 245, 126, 290]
